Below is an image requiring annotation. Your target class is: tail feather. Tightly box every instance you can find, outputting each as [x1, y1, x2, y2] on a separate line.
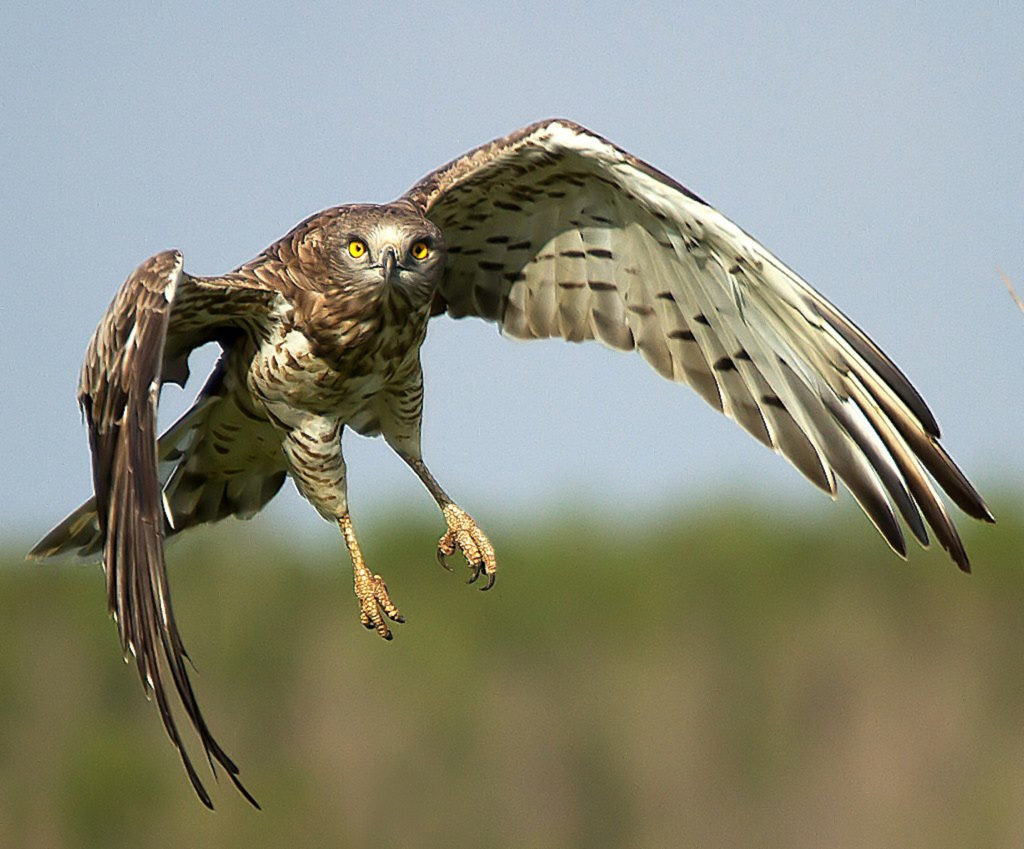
[27, 498, 103, 560]
[30, 360, 288, 563]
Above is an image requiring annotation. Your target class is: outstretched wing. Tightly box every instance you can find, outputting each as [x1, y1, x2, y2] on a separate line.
[403, 119, 992, 570]
[71, 250, 272, 808]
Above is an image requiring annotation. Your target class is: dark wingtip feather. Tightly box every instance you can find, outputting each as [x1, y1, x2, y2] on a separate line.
[229, 773, 262, 810]
[810, 298, 941, 438]
[913, 435, 992, 523]
[932, 519, 972, 573]
[944, 530, 973, 573]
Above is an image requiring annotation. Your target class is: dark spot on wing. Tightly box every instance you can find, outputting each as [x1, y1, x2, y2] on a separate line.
[668, 329, 695, 341]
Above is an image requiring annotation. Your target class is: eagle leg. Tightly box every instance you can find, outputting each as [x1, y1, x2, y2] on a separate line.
[339, 513, 405, 640]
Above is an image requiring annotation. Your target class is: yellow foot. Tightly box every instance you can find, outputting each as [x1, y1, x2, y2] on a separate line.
[438, 504, 497, 590]
[354, 567, 404, 640]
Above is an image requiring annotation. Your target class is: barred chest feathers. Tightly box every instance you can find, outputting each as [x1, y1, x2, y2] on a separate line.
[248, 292, 430, 425]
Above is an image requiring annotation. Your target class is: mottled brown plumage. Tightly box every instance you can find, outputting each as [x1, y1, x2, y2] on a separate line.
[30, 119, 991, 808]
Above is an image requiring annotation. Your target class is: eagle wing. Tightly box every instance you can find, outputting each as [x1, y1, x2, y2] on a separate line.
[403, 119, 991, 569]
[67, 250, 272, 808]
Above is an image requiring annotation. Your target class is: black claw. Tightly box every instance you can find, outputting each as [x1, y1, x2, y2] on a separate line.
[393, 614, 406, 623]
[363, 620, 375, 630]
[467, 563, 482, 584]
[480, 572, 496, 591]
[437, 550, 452, 571]
[384, 631, 394, 641]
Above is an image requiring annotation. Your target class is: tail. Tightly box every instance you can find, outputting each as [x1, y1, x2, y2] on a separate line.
[30, 358, 288, 562]
[28, 498, 103, 560]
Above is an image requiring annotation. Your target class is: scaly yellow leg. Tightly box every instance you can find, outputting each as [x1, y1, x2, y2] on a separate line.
[339, 513, 404, 640]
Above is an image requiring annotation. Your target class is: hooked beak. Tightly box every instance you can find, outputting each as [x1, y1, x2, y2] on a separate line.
[380, 245, 398, 284]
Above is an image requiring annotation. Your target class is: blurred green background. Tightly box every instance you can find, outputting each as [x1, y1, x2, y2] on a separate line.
[2, 496, 1024, 849]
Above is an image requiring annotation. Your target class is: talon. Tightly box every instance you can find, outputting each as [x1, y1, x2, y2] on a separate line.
[354, 570, 404, 640]
[439, 504, 498, 590]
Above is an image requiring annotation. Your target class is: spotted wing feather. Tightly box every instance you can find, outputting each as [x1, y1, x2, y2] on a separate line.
[404, 119, 991, 570]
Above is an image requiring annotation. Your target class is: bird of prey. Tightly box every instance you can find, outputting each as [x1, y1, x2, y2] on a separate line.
[30, 118, 992, 807]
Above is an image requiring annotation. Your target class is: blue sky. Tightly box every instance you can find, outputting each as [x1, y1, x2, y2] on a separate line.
[2, 1, 1022, 543]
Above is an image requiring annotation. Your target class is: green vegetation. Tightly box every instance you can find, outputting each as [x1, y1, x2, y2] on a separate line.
[2, 497, 1024, 848]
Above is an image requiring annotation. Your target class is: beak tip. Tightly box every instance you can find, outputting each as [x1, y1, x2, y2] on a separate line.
[381, 247, 397, 283]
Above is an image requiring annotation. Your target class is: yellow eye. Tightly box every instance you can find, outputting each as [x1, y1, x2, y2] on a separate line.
[348, 239, 367, 259]
[411, 241, 430, 260]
